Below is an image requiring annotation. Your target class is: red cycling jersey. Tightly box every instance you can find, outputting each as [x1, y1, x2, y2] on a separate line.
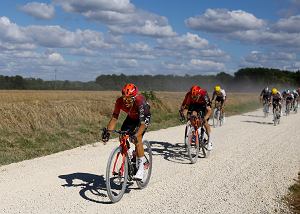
[181, 90, 211, 109]
[112, 94, 150, 122]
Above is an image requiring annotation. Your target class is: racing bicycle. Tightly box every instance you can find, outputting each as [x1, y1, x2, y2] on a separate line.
[104, 129, 152, 203]
[273, 102, 281, 126]
[212, 102, 224, 127]
[262, 99, 270, 118]
[181, 112, 210, 164]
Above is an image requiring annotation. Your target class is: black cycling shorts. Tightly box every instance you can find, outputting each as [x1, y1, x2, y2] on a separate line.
[215, 96, 225, 105]
[121, 116, 149, 135]
[187, 103, 207, 118]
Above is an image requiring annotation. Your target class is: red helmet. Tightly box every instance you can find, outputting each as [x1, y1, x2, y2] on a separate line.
[190, 85, 202, 96]
[122, 83, 138, 97]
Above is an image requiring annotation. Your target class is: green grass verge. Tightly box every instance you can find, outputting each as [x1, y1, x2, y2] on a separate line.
[285, 173, 300, 214]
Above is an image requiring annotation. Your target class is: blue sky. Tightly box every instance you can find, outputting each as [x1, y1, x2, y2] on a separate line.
[0, 0, 300, 81]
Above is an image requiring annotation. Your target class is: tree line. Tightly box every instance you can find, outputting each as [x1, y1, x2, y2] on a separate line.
[1, 67, 299, 91]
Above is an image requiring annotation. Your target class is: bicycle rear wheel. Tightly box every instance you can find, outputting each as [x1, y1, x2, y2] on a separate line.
[136, 140, 152, 189]
[106, 146, 128, 203]
[186, 127, 199, 164]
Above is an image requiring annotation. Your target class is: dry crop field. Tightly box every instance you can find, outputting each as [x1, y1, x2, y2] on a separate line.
[0, 90, 260, 166]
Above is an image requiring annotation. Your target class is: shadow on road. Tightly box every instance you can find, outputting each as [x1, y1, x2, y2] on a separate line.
[58, 172, 111, 204]
[241, 120, 274, 125]
[58, 172, 139, 204]
[150, 141, 190, 164]
[241, 114, 265, 118]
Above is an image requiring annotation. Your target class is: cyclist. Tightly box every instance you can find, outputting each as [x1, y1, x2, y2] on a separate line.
[271, 88, 282, 115]
[101, 83, 151, 180]
[292, 89, 299, 110]
[285, 89, 294, 112]
[211, 85, 226, 117]
[259, 87, 271, 112]
[179, 85, 213, 150]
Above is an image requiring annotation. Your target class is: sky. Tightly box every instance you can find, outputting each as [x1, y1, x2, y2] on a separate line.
[0, 0, 300, 81]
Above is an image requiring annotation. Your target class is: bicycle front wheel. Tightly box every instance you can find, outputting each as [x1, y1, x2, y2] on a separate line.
[136, 140, 152, 189]
[106, 146, 128, 203]
[213, 108, 219, 128]
[186, 127, 199, 164]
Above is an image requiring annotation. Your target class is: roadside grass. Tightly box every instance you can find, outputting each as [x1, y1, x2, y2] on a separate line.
[0, 90, 260, 166]
[285, 172, 300, 214]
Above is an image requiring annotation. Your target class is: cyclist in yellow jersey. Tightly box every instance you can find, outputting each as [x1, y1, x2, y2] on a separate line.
[211, 85, 226, 116]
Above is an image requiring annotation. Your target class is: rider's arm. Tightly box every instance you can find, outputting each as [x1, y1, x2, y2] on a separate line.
[203, 92, 212, 121]
[107, 98, 122, 130]
[211, 91, 216, 101]
[204, 105, 212, 121]
[107, 117, 117, 131]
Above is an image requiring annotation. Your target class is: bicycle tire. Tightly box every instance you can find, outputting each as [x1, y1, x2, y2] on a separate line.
[184, 125, 190, 147]
[136, 140, 152, 189]
[198, 129, 209, 158]
[186, 126, 199, 164]
[106, 146, 128, 203]
[212, 108, 219, 128]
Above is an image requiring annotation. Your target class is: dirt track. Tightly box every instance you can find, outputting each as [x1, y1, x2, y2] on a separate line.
[0, 109, 299, 214]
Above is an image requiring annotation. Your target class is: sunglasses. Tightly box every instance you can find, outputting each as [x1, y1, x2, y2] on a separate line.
[123, 96, 135, 104]
[191, 95, 199, 100]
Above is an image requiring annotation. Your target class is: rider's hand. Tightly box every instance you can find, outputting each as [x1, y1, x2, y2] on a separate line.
[101, 128, 110, 144]
[179, 110, 185, 123]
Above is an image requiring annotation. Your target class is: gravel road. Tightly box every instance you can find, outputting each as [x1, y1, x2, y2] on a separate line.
[0, 109, 299, 214]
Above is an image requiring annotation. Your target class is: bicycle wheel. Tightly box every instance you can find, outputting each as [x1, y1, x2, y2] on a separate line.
[186, 127, 199, 164]
[136, 140, 152, 189]
[184, 125, 190, 147]
[106, 146, 128, 203]
[219, 111, 223, 126]
[263, 103, 269, 117]
[198, 128, 209, 158]
[212, 108, 219, 128]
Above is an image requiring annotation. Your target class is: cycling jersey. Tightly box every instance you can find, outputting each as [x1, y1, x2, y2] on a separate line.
[271, 92, 282, 102]
[260, 89, 271, 100]
[286, 93, 294, 101]
[181, 90, 211, 109]
[212, 89, 226, 101]
[113, 94, 151, 124]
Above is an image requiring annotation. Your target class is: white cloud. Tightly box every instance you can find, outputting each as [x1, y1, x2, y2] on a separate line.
[157, 33, 208, 49]
[109, 19, 176, 37]
[47, 52, 65, 65]
[273, 15, 300, 33]
[0, 17, 111, 50]
[115, 59, 138, 68]
[54, 0, 135, 13]
[186, 9, 265, 33]
[241, 50, 298, 70]
[54, 0, 176, 37]
[0, 16, 28, 43]
[19, 2, 55, 20]
[190, 59, 225, 71]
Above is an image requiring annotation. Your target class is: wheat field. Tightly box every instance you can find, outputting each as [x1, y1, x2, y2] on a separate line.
[0, 90, 260, 165]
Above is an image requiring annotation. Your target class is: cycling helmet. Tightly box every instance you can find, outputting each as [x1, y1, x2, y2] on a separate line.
[215, 85, 221, 92]
[264, 87, 269, 91]
[271, 88, 278, 94]
[122, 83, 138, 97]
[286, 89, 290, 94]
[191, 85, 202, 97]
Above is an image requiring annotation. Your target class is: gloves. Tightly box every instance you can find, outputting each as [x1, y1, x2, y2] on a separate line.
[179, 110, 185, 123]
[101, 128, 110, 143]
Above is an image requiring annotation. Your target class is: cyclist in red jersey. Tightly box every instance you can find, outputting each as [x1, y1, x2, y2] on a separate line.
[179, 85, 213, 150]
[102, 83, 151, 180]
